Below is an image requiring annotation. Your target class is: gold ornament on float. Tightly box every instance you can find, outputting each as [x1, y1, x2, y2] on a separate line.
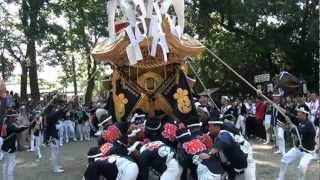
[173, 88, 192, 113]
[114, 93, 128, 119]
[137, 72, 164, 93]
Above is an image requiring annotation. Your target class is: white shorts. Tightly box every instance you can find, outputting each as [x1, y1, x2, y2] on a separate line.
[264, 115, 271, 130]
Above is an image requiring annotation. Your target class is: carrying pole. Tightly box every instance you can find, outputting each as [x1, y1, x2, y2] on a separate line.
[186, 60, 220, 110]
[201, 45, 306, 147]
[203, 47, 291, 122]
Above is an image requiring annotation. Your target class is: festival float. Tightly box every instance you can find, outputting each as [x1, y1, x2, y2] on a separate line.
[92, 0, 203, 121]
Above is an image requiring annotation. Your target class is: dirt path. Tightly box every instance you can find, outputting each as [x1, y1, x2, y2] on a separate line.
[252, 143, 318, 180]
[11, 139, 319, 180]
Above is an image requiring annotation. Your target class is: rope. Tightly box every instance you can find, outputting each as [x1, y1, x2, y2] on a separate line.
[186, 60, 220, 110]
[2, 87, 65, 142]
[203, 47, 291, 122]
[202, 45, 304, 146]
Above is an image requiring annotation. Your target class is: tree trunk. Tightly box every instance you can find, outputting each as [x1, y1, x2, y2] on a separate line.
[20, 0, 41, 103]
[84, 56, 96, 106]
[27, 40, 40, 102]
[20, 61, 28, 103]
[0, 53, 6, 80]
[71, 56, 78, 96]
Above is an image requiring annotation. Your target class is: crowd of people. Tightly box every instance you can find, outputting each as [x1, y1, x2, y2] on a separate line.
[1, 77, 319, 180]
[219, 93, 319, 150]
[0, 85, 97, 179]
[81, 91, 319, 180]
[1, 91, 92, 152]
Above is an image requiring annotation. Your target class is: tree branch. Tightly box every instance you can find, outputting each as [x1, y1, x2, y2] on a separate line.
[217, 10, 263, 44]
[5, 41, 22, 63]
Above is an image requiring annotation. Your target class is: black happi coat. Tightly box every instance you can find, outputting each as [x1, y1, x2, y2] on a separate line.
[45, 109, 65, 141]
[176, 137, 224, 177]
[214, 130, 248, 170]
[78, 111, 89, 124]
[290, 117, 316, 151]
[84, 141, 129, 180]
[2, 124, 28, 153]
[138, 122, 179, 180]
[138, 141, 173, 180]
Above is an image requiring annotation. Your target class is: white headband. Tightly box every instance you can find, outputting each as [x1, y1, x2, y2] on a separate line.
[176, 129, 191, 139]
[208, 121, 223, 125]
[296, 107, 309, 115]
[144, 121, 162, 131]
[187, 122, 202, 128]
[98, 116, 112, 127]
[87, 153, 102, 159]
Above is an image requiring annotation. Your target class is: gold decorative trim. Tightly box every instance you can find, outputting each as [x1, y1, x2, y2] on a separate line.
[137, 72, 164, 93]
[174, 88, 192, 113]
[114, 93, 128, 120]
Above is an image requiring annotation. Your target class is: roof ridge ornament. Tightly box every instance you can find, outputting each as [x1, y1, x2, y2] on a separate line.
[96, 0, 203, 66]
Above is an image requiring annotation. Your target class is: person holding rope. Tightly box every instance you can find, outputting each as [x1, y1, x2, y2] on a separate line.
[200, 118, 248, 180]
[272, 91, 287, 156]
[276, 104, 316, 180]
[194, 44, 318, 179]
[44, 103, 70, 173]
[1, 112, 29, 180]
[30, 113, 43, 160]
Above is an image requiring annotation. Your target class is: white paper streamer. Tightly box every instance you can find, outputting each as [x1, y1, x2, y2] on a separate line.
[146, 0, 154, 18]
[107, 0, 118, 41]
[133, 0, 147, 18]
[126, 27, 143, 65]
[148, 2, 170, 62]
[160, 0, 173, 14]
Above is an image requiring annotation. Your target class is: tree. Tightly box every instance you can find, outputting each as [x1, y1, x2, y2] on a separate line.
[188, 0, 319, 94]
[58, 0, 108, 105]
[2, 0, 72, 102]
[0, 1, 15, 80]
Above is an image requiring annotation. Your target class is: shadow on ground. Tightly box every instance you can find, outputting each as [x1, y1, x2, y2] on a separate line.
[10, 139, 320, 180]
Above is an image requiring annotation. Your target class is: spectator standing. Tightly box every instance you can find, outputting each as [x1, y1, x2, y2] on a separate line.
[63, 111, 77, 144]
[221, 96, 231, 115]
[306, 93, 319, 125]
[77, 109, 89, 141]
[272, 92, 286, 156]
[30, 114, 43, 160]
[1, 113, 29, 180]
[199, 94, 220, 120]
[0, 79, 8, 160]
[255, 97, 266, 142]
[263, 102, 272, 144]
[5, 91, 13, 109]
[235, 98, 247, 135]
[16, 105, 29, 151]
[246, 98, 256, 138]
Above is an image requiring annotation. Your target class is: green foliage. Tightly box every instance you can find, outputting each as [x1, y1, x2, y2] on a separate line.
[0, 2, 15, 79]
[1, 0, 319, 99]
[188, 0, 319, 95]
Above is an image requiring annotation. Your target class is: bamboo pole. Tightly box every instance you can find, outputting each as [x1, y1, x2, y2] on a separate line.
[201, 45, 307, 148]
[186, 60, 220, 110]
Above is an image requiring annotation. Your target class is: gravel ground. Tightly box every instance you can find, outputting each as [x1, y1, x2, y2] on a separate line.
[9, 139, 319, 180]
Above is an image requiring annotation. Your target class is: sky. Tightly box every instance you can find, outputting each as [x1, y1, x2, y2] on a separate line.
[13, 65, 64, 83]
[3, 0, 294, 93]
[7, 65, 64, 93]
[3, 1, 65, 92]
